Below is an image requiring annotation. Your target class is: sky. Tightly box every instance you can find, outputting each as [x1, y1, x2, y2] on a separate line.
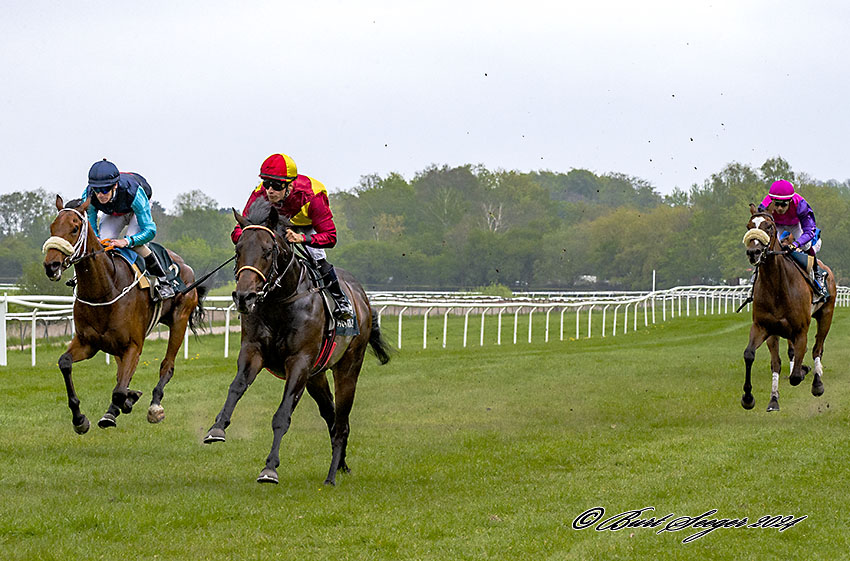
[2, 0, 849, 212]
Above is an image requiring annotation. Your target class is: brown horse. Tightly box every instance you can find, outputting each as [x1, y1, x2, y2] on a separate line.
[43, 196, 206, 432]
[203, 200, 391, 485]
[742, 204, 836, 411]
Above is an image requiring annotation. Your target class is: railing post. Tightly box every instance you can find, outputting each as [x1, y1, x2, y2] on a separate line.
[463, 308, 472, 348]
[397, 307, 408, 349]
[0, 294, 6, 366]
[497, 307, 505, 345]
[31, 309, 37, 367]
[423, 307, 433, 349]
[528, 309, 535, 343]
[480, 309, 486, 346]
[442, 307, 453, 348]
[224, 305, 232, 358]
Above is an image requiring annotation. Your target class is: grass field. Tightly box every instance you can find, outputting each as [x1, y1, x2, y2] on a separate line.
[1, 308, 849, 560]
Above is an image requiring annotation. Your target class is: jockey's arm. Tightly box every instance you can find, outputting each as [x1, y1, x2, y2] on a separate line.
[303, 192, 337, 248]
[125, 187, 157, 247]
[794, 203, 817, 248]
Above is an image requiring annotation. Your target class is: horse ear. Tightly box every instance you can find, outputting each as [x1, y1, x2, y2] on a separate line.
[55, 195, 64, 211]
[749, 203, 757, 215]
[233, 208, 248, 227]
[79, 197, 90, 212]
[268, 207, 279, 230]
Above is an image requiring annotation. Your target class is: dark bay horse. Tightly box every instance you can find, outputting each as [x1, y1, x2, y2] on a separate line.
[742, 204, 836, 411]
[204, 200, 391, 485]
[43, 196, 205, 432]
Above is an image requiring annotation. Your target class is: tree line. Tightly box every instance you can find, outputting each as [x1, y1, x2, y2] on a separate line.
[4, 156, 848, 295]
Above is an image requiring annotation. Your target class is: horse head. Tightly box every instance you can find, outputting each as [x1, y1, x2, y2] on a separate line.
[743, 203, 777, 266]
[232, 200, 294, 314]
[43, 195, 92, 281]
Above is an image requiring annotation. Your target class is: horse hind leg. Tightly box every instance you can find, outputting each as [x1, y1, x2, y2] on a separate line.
[809, 306, 833, 398]
[148, 305, 192, 423]
[306, 374, 345, 470]
[325, 356, 364, 485]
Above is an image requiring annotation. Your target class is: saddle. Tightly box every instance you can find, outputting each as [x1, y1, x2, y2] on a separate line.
[296, 248, 359, 374]
[111, 243, 186, 301]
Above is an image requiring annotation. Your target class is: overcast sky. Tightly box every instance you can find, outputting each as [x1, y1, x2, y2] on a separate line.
[2, 0, 848, 212]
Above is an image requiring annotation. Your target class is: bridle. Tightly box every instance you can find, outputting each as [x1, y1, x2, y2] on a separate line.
[42, 208, 104, 269]
[235, 225, 299, 302]
[742, 214, 787, 269]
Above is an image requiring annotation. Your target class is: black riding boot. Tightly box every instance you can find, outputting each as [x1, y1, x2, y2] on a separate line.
[813, 261, 829, 303]
[318, 260, 354, 321]
[144, 254, 174, 301]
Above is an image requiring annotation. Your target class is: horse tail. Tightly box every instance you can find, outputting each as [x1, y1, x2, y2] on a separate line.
[367, 309, 392, 365]
[188, 285, 208, 336]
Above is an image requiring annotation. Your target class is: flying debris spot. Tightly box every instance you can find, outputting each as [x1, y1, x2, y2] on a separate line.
[690, 137, 694, 141]
[484, 72, 488, 76]
[649, 159, 653, 162]
[384, 144, 388, 147]
[495, 268, 500, 273]
[671, 94, 676, 98]
[694, 166, 698, 170]
[402, 253, 406, 257]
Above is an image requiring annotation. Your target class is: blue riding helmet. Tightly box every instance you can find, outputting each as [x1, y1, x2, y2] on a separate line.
[88, 159, 120, 189]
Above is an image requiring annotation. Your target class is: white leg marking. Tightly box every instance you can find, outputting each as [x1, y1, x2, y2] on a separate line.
[814, 356, 823, 377]
[771, 372, 780, 397]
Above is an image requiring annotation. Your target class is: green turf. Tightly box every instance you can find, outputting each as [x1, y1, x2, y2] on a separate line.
[1, 309, 848, 560]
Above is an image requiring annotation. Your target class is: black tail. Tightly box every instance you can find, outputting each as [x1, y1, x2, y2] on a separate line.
[188, 285, 208, 336]
[368, 310, 392, 365]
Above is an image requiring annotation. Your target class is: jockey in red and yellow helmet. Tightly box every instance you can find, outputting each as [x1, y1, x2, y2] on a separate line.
[232, 153, 353, 319]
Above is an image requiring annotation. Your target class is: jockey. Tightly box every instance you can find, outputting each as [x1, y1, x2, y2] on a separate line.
[83, 158, 174, 300]
[231, 153, 354, 320]
[758, 179, 829, 302]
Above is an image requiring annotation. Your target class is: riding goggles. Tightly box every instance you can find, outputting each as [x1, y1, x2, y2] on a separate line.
[91, 183, 117, 194]
[771, 199, 790, 208]
[263, 178, 293, 192]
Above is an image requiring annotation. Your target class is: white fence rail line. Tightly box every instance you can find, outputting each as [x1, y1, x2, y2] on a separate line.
[2, 286, 849, 366]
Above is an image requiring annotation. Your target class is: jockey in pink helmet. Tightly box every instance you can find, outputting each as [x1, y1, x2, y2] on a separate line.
[758, 179, 828, 302]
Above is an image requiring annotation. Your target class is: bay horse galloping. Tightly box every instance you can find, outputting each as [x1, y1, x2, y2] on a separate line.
[43, 196, 206, 432]
[204, 200, 391, 486]
[741, 204, 836, 411]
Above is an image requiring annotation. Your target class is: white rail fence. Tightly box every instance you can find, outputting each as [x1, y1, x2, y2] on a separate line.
[2, 286, 849, 366]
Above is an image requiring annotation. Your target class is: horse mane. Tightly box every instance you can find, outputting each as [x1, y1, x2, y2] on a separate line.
[244, 199, 294, 237]
[64, 198, 85, 209]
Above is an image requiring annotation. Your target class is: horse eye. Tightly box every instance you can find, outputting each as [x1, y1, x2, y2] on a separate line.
[71, 226, 79, 234]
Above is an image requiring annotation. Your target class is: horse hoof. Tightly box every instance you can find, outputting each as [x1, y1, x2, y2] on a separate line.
[741, 394, 755, 410]
[323, 478, 336, 486]
[789, 375, 803, 387]
[147, 404, 165, 423]
[73, 416, 91, 434]
[766, 398, 780, 412]
[812, 376, 825, 397]
[98, 413, 117, 429]
[257, 468, 279, 484]
[203, 427, 226, 444]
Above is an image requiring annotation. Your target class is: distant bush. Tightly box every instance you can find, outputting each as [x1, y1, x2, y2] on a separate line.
[472, 283, 513, 298]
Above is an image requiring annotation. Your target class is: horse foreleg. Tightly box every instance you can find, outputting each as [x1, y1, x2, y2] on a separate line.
[149, 309, 192, 424]
[789, 331, 809, 387]
[765, 336, 781, 412]
[742, 324, 768, 410]
[99, 346, 142, 428]
[324, 355, 364, 486]
[204, 344, 263, 443]
[258, 354, 312, 484]
[58, 339, 97, 434]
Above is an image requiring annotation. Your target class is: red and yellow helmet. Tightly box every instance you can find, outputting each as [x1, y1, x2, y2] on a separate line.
[259, 153, 297, 181]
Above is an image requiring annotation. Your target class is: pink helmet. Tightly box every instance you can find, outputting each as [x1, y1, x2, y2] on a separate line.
[768, 180, 795, 200]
